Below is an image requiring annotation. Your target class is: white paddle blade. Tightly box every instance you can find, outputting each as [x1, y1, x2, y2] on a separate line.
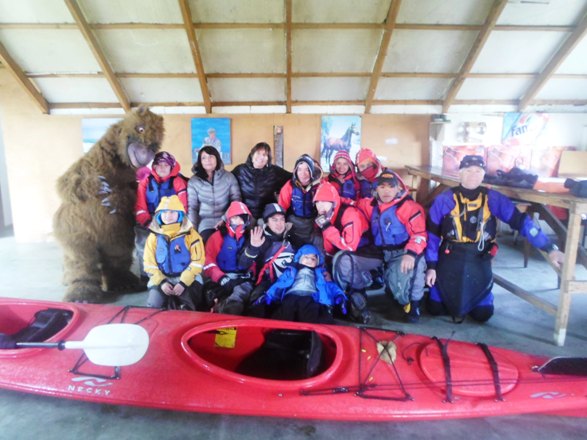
[64, 324, 149, 367]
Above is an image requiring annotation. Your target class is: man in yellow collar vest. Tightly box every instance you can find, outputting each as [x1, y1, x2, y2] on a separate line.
[425, 155, 564, 322]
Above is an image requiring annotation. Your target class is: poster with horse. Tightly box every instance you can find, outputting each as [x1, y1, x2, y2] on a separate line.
[320, 116, 361, 171]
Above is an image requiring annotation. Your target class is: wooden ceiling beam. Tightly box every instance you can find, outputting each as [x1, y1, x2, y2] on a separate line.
[519, 10, 587, 110]
[64, 0, 130, 112]
[178, 0, 211, 113]
[372, 99, 441, 105]
[47, 98, 587, 110]
[0, 21, 575, 33]
[292, 100, 364, 106]
[285, 0, 293, 113]
[364, 0, 402, 114]
[0, 41, 49, 113]
[26, 71, 587, 80]
[441, 0, 508, 113]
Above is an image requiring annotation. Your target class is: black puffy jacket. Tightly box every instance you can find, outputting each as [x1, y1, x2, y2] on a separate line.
[232, 155, 292, 219]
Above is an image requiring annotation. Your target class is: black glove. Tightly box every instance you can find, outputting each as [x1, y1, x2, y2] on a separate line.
[219, 276, 240, 293]
[0, 333, 17, 349]
[315, 215, 331, 230]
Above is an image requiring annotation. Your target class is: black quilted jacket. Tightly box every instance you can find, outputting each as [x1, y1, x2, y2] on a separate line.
[232, 156, 292, 219]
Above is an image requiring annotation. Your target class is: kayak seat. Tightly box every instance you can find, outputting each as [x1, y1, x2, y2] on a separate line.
[0, 308, 73, 349]
[236, 329, 324, 380]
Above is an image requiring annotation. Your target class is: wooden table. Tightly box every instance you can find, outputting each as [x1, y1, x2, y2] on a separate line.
[406, 165, 587, 346]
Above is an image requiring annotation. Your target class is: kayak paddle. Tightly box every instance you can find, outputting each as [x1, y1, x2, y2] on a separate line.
[15, 323, 149, 367]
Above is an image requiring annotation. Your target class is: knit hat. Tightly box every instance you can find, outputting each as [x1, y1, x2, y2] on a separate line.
[329, 150, 356, 176]
[459, 155, 486, 170]
[153, 151, 176, 168]
[262, 203, 286, 222]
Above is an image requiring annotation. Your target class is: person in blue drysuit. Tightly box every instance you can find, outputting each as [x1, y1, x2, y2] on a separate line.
[425, 155, 565, 322]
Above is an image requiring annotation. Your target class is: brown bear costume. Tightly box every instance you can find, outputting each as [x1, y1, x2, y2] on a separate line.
[54, 107, 164, 302]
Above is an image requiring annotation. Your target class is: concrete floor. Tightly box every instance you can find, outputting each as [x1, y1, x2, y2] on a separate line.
[0, 231, 586, 439]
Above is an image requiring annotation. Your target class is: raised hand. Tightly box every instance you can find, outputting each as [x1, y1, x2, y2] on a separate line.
[250, 226, 266, 247]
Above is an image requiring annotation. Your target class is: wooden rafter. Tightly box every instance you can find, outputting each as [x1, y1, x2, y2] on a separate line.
[178, 0, 211, 113]
[364, 0, 401, 114]
[519, 11, 587, 110]
[441, 0, 508, 113]
[48, 98, 587, 110]
[285, 0, 293, 113]
[0, 22, 576, 33]
[0, 41, 49, 113]
[64, 0, 130, 112]
[25, 71, 587, 80]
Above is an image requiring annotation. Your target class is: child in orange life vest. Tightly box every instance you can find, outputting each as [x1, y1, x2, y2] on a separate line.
[144, 195, 205, 310]
[327, 150, 361, 203]
[135, 151, 188, 280]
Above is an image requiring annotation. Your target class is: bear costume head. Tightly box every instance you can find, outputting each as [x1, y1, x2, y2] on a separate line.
[108, 105, 165, 168]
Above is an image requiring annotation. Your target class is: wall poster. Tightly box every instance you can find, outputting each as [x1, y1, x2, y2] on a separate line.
[191, 118, 231, 165]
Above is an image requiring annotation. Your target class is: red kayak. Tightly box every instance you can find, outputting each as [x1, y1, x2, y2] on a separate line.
[1, 298, 586, 421]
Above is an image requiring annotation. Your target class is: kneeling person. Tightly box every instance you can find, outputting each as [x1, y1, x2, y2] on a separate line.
[144, 195, 205, 310]
[426, 155, 564, 322]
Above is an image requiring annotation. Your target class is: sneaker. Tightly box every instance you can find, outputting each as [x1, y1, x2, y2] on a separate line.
[369, 271, 385, 290]
[349, 291, 369, 324]
[360, 309, 372, 325]
[403, 301, 421, 324]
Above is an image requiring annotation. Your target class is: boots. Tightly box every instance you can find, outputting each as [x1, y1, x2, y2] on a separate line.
[349, 290, 372, 324]
[403, 300, 421, 323]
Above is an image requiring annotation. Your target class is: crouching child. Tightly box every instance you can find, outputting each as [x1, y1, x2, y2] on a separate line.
[203, 201, 256, 314]
[144, 195, 205, 310]
[261, 244, 346, 324]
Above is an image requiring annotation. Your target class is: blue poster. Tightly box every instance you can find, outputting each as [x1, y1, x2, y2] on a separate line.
[191, 118, 231, 165]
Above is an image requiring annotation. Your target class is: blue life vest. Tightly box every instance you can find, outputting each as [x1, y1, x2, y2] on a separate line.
[217, 232, 246, 273]
[371, 204, 409, 248]
[359, 179, 376, 198]
[155, 234, 191, 276]
[146, 176, 177, 214]
[340, 179, 357, 200]
[291, 185, 316, 218]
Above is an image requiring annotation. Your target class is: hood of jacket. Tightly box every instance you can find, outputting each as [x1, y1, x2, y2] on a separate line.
[313, 181, 341, 222]
[293, 244, 324, 267]
[292, 154, 323, 188]
[223, 201, 253, 238]
[150, 195, 192, 235]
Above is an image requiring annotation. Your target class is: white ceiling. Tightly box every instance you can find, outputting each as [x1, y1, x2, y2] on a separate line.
[0, 0, 586, 115]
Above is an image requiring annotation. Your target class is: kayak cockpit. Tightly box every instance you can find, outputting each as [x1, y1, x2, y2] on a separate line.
[0, 303, 76, 352]
[183, 322, 341, 384]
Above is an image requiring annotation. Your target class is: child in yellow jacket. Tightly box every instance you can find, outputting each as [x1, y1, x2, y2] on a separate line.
[144, 195, 205, 310]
